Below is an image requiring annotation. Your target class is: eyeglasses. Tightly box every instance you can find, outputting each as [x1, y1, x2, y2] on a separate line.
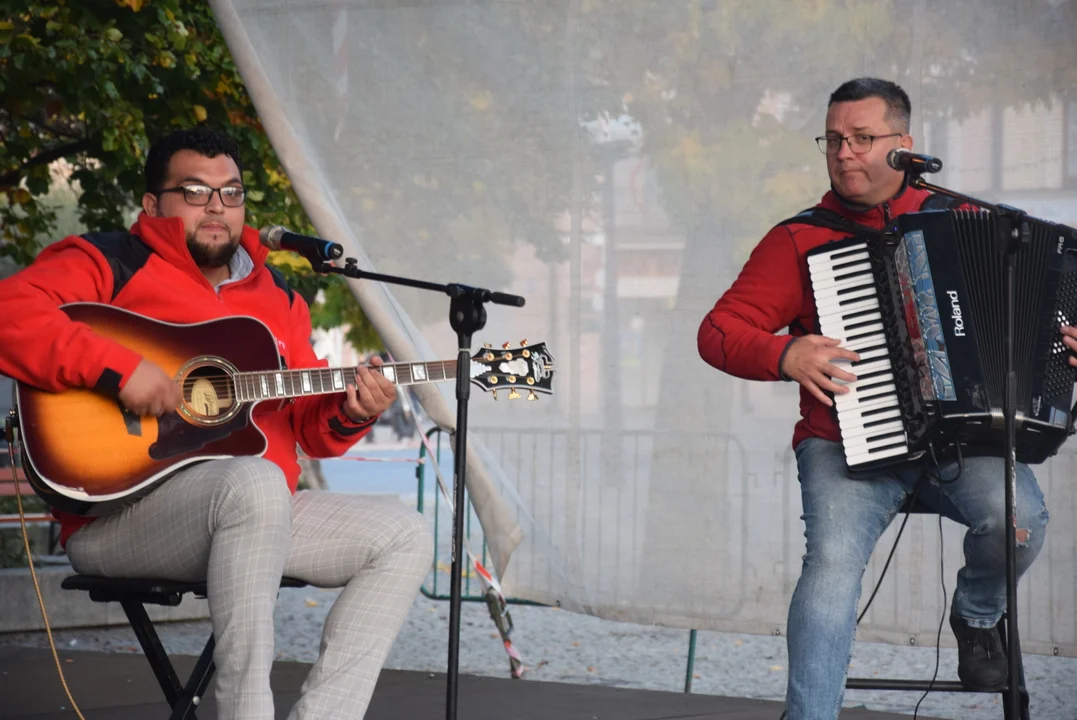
[815, 133, 903, 155]
[156, 184, 247, 207]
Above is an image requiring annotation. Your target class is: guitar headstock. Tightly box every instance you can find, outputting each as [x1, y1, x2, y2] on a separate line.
[469, 340, 556, 400]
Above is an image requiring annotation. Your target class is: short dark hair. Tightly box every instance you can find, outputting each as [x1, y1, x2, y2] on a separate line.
[828, 77, 911, 133]
[144, 126, 244, 194]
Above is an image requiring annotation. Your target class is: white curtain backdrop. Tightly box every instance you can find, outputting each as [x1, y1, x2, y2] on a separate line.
[211, 0, 1077, 657]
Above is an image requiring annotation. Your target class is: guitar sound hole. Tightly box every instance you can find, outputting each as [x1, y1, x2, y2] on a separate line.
[182, 366, 236, 422]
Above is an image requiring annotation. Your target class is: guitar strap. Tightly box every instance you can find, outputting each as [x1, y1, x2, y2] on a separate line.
[80, 232, 153, 301]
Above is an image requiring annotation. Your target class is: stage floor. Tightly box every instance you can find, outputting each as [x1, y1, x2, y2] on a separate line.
[1, 646, 935, 719]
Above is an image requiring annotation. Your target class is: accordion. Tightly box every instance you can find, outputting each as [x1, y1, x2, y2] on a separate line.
[806, 209, 1077, 471]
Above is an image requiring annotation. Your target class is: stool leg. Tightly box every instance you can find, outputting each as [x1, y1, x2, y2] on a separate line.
[121, 600, 183, 707]
[169, 636, 216, 720]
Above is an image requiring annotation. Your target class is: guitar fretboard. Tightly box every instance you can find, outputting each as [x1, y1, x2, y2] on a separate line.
[233, 361, 457, 403]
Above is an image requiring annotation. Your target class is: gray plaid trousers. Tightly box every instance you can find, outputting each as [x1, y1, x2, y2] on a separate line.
[66, 457, 433, 720]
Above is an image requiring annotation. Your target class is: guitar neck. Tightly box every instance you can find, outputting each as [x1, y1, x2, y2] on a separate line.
[233, 360, 457, 403]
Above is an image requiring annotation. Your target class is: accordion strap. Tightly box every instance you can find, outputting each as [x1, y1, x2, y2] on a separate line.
[776, 207, 882, 236]
[777, 193, 961, 237]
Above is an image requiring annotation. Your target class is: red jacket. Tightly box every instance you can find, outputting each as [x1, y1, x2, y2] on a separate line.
[698, 186, 940, 450]
[0, 213, 373, 544]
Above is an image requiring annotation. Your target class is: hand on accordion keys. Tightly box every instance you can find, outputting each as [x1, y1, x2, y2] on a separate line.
[779, 335, 862, 406]
[1061, 325, 1077, 367]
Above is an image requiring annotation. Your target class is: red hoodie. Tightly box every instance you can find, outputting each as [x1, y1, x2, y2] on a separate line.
[0, 213, 374, 545]
[698, 186, 941, 450]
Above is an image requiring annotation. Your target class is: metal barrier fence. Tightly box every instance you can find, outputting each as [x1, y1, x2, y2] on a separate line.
[414, 424, 702, 691]
[415, 426, 543, 608]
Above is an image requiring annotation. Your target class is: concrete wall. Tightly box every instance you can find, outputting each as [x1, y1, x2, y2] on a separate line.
[0, 564, 209, 634]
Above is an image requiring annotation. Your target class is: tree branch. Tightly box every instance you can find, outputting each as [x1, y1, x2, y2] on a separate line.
[0, 137, 96, 189]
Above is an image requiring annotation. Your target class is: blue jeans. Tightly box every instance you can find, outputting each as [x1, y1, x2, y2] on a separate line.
[785, 438, 1049, 719]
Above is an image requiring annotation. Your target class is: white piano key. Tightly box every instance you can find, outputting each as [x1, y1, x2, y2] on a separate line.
[837, 406, 903, 430]
[850, 347, 890, 363]
[810, 263, 873, 288]
[843, 433, 908, 455]
[834, 373, 894, 394]
[823, 317, 884, 337]
[838, 327, 886, 350]
[840, 419, 905, 440]
[832, 358, 892, 377]
[807, 243, 869, 266]
[846, 443, 910, 467]
[832, 311, 885, 329]
[834, 381, 898, 407]
[816, 298, 880, 325]
[808, 248, 869, 268]
[813, 282, 878, 302]
[812, 274, 876, 296]
[836, 393, 900, 415]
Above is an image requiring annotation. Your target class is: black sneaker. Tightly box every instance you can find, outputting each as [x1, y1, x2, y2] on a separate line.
[950, 614, 1008, 691]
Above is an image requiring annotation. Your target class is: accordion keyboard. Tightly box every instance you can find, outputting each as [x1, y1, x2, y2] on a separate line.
[807, 241, 910, 467]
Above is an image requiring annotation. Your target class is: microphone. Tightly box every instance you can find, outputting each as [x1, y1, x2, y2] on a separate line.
[887, 148, 943, 174]
[259, 226, 344, 263]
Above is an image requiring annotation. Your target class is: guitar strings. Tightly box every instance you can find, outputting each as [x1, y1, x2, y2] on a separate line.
[176, 362, 463, 393]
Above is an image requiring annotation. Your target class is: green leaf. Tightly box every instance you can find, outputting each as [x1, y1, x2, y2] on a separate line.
[101, 128, 118, 151]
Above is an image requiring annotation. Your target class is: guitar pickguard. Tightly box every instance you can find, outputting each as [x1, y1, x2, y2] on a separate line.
[149, 410, 251, 460]
[116, 399, 142, 437]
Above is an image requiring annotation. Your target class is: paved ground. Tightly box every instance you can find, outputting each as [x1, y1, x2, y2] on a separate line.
[2, 585, 1074, 719]
[3, 436, 1074, 718]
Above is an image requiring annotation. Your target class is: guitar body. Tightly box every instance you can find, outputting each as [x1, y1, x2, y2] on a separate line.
[16, 304, 280, 516]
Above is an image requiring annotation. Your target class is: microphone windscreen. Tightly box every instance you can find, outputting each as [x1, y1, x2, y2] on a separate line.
[259, 226, 284, 250]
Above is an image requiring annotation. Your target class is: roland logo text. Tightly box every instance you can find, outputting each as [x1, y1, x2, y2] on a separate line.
[947, 290, 965, 337]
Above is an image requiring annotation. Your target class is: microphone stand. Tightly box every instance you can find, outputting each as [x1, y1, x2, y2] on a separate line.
[311, 255, 525, 720]
[904, 174, 1030, 720]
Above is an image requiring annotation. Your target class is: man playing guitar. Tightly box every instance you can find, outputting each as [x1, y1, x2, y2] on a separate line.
[0, 126, 432, 720]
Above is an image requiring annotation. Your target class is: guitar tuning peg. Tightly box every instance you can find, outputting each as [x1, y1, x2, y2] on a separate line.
[519, 339, 528, 347]
[527, 390, 537, 401]
[491, 390, 498, 401]
[483, 342, 492, 349]
[502, 341, 512, 350]
[508, 388, 521, 400]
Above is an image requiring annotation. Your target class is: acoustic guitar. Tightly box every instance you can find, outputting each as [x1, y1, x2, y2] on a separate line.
[13, 303, 555, 516]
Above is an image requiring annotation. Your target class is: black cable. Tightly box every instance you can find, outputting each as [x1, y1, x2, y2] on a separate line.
[857, 472, 927, 625]
[913, 515, 947, 719]
[930, 440, 964, 485]
[780, 450, 950, 720]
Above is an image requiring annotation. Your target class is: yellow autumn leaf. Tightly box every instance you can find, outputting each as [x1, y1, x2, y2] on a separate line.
[680, 134, 702, 161]
[470, 91, 493, 112]
[435, 561, 475, 578]
[193, 105, 207, 122]
[115, 0, 145, 11]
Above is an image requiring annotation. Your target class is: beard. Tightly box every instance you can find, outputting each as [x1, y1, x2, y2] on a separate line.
[186, 228, 241, 268]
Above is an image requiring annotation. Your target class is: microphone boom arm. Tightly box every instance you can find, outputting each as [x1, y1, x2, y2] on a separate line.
[315, 257, 525, 308]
